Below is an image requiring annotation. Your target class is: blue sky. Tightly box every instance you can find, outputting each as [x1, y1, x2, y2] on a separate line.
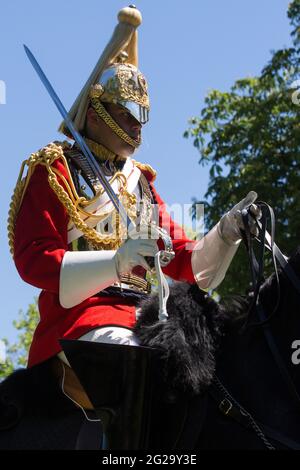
[0, 0, 292, 343]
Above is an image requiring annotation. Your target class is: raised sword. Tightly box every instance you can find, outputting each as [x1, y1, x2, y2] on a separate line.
[23, 45, 132, 229]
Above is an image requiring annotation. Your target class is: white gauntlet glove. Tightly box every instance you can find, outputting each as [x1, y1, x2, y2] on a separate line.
[59, 227, 159, 309]
[218, 191, 261, 245]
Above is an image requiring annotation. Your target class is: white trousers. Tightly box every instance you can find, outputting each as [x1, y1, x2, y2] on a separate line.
[58, 324, 141, 367]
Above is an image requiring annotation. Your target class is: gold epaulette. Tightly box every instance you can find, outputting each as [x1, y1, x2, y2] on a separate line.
[132, 159, 157, 182]
[7, 141, 71, 256]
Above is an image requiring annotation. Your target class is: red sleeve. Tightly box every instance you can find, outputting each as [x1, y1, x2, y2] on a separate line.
[13, 162, 69, 293]
[150, 183, 197, 283]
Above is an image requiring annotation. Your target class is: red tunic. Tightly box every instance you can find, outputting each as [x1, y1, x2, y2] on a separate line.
[13, 159, 197, 367]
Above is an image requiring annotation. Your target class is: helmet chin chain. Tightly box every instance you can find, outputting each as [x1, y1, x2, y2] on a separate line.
[90, 96, 141, 149]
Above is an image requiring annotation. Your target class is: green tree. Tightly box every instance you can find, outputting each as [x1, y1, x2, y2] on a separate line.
[185, 1, 300, 296]
[0, 300, 39, 380]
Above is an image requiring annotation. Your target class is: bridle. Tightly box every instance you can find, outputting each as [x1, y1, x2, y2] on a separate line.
[209, 203, 300, 450]
[241, 202, 300, 412]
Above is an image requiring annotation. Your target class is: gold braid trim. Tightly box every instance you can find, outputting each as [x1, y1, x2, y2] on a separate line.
[7, 167, 26, 255]
[8, 141, 71, 256]
[47, 171, 129, 251]
[90, 94, 141, 149]
[8, 141, 137, 256]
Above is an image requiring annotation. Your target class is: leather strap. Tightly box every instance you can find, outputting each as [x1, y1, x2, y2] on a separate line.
[209, 377, 300, 449]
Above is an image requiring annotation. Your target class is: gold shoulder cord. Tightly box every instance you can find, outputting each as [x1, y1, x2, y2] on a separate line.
[8, 142, 137, 256]
[131, 159, 157, 182]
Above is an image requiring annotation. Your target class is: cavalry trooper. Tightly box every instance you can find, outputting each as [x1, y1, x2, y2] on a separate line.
[8, 6, 260, 448]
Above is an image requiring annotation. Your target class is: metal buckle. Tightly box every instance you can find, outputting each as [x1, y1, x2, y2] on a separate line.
[219, 398, 233, 416]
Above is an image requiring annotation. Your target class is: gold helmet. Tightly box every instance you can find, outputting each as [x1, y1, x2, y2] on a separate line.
[93, 62, 149, 125]
[59, 5, 149, 148]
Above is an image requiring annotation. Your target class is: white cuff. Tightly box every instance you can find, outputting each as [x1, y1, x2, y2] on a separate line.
[191, 222, 240, 291]
[59, 250, 118, 308]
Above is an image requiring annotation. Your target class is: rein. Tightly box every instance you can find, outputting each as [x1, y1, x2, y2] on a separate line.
[241, 202, 300, 412]
[210, 203, 300, 449]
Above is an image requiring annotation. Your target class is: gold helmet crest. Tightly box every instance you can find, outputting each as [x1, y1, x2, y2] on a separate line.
[59, 5, 149, 146]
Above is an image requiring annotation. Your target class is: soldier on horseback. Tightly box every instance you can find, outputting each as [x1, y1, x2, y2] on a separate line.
[5, 5, 260, 449]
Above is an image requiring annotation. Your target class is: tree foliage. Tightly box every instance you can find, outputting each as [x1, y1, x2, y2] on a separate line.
[0, 300, 39, 380]
[185, 1, 300, 295]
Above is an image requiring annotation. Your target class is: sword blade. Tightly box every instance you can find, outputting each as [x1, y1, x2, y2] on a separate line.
[23, 44, 132, 229]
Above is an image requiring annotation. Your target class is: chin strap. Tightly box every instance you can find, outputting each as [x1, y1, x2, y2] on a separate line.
[90, 94, 141, 149]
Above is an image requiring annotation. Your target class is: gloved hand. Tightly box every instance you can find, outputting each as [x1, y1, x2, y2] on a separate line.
[60, 232, 159, 308]
[115, 226, 159, 275]
[218, 191, 262, 245]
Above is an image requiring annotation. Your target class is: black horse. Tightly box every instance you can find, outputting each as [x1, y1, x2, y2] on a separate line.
[134, 247, 300, 450]
[1, 247, 300, 450]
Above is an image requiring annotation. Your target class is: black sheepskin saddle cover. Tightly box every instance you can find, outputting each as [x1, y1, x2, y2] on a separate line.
[134, 282, 228, 395]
